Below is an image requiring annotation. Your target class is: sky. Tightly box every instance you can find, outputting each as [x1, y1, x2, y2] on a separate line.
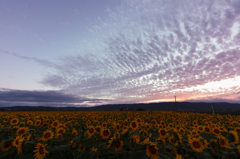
[1, 0, 240, 107]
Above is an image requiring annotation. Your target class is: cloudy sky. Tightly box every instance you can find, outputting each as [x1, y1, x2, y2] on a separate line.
[1, 0, 240, 107]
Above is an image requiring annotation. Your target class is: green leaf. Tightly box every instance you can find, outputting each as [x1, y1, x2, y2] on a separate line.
[76, 150, 95, 159]
[195, 151, 214, 159]
[27, 140, 36, 144]
[54, 143, 71, 151]
[132, 150, 148, 159]
[81, 137, 97, 147]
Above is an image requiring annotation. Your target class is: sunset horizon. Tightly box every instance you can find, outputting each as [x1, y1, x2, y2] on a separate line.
[1, 0, 240, 107]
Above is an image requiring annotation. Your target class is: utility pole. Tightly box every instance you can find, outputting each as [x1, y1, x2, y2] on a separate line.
[174, 96, 177, 111]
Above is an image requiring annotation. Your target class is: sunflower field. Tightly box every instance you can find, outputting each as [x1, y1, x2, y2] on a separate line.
[1, 111, 240, 159]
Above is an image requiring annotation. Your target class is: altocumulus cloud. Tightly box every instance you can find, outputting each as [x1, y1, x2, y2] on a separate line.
[0, 88, 106, 107]
[39, 0, 240, 104]
[4, 0, 240, 104]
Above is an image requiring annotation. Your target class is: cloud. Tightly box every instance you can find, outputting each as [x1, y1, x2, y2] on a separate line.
[3, 0, 240, 104]
[0, 88, 107, 107]
[0, 49, 57, 68]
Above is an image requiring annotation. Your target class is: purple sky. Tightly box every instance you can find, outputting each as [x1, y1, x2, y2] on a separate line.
[1, 0, 240, 107]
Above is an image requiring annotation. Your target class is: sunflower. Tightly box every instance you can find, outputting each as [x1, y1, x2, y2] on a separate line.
[34, 120, 41, 126]
[114, 124, 121, 131]
[107, 137, 114, 148]
[197, 125, 204, 132]
[113, 140, 124, 151]
[52, 120, 59, 128]
[101, 128, 111, 139]
[201, 139, 208, 149]
[33, 143, 48, 159]
[90, 147, 97, 153]
[218, 135, 229, 148]
[235, 127, 240, 133]
[114, 132, 120, 139]
[56, 127, 65, 134]
[70, 141, 77, 149]
[190, 130, 198, 137]
[237, 145, 240, 153]
[42, 130, 54, 141]
[102, 122, 107, 128]
[204, 126, 211, 134]
[176, 154, 183, 159]
[13, 135, 25, 147]
[131, 135, 140, 143]
[164, 147, 173, 153]
[146, 143, 159, 159]
[87, 126, 95, 137]
[143, 138, 151, 144]
[168, 136, 178, 146]
[212, 127, 221, 136]
[156, 137, 166, 145]
[1, 141, 13, 151]
[139, 130, 148, 137]
[55, 133, 63, 139]
[229, 131, 239, 144]
[121, 128, 128, 135]
[16, 127, 28, 135]
[130, 120, 138, 131]
[10, 118, 19, 125]
[210, 139, 217, 149]
[95, 126, 102, 134]
[27, 120, 33, 125]
[158, 128, 168, 138]
[17, 138, 24, 154]
[72, 129, 78, 136]
[188, 138, 204, 152]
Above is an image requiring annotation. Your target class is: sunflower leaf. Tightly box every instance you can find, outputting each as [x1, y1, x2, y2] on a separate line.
[76, 150, 95, 159]
[81, 137, 97, 147]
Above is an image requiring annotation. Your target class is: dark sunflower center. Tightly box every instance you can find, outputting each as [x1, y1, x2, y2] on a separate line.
[4, 142, 12, 148]
[115, 134, 119, 138]
[214, 129, 220, 134]
[44, 133, 50, 138]
[39, 146, 44, 155]
[205, 128, 210, 132]
[149, 145, 157, 154]
[132, 123, 137, 128]
[193, 141, 200, 148]
[160, 130, 166, 135]
[165, 148, 172, 153]
[115, 141, 121, 147]
[103, 130, 109, 136]
[19, 129, 25, 134]
[236, 129, 240, 133]
[219, 139, 225, 145]
[53, 122, 58, 126]
[16, 139, 19, 145]
[12, 120, 17, 123]
[211, 142, 216, 148]
[90, 128, 94, 133]
[96, 128, 101, 132]
[59, 130, 63, 133]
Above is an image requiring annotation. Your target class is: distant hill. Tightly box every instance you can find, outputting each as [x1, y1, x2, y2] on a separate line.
[0, 102, 240, 111]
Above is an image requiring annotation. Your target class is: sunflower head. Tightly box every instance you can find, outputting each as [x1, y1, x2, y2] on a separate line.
[115, 140, 124, 151]
[10, 118, 19, 125]
[16, 127, 28, 135]
[101, 129, 111, 139]
[33, 143, 48, 159]
[42, 130, 54, 141]
[188, 138, 204, 152]
[146, 143, 159, 159]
